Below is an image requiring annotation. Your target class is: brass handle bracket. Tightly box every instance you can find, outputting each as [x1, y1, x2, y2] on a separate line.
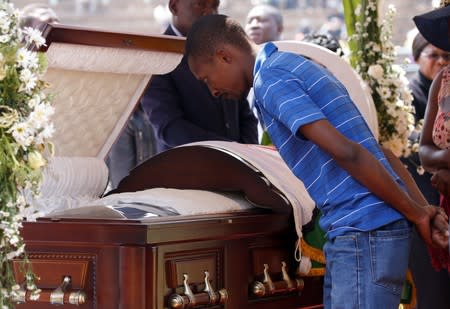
[168, 271, 228, 308]
[12, 276, 87, 306]
[251, 261, 304, 298]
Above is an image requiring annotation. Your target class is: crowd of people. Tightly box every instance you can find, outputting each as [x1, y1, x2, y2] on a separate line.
[20, 0, 450, 308]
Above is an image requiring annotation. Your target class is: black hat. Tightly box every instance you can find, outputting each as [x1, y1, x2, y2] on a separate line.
[413, 4, 450, 52]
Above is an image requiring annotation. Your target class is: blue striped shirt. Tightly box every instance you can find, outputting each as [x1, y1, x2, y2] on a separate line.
[253, 42, 405, 239]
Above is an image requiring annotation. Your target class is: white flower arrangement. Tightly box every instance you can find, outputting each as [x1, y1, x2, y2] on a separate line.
[0, 1, 54, 307]
[346, 0, 417, 157]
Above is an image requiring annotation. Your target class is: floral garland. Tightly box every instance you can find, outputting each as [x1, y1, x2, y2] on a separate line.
[345, 0, 417, 157]
[0, 1, 54, 307]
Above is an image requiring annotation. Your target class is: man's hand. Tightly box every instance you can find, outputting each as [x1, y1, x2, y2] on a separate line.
[431, 210, 449, 249]
[413, 205, 440, 246]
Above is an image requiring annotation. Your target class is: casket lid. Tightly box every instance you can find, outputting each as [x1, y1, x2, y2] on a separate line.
[41, 24, 184, 159]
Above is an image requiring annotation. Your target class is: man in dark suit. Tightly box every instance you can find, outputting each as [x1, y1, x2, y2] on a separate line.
[107, 0, 257, 188]
[142, 0, 258, 153]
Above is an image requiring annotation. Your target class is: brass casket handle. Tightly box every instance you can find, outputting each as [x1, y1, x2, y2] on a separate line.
[12, 276, 87, 306]
[251, 262, 304, 298]
[168, 271, 228, 308]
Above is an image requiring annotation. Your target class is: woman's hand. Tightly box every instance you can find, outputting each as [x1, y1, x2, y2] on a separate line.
[431, 211, 449, 249]
[431, 169, 450, 196]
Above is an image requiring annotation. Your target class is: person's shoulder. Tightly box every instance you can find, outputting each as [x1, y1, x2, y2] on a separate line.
[408, 73, 421, 91]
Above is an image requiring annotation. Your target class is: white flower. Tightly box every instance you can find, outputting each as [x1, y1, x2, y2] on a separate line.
[38, 122, 54, 140]
[372, 44, 381, 53]
[378, 86, 392, 99]
[0, 10, 8, 23]
[22, 27, 46, 48]
[6, 250, 20, 260]
[395, 100, 405, 108]
[368, 64, 384, 80]
[16, 48, 39, 70]
[388, 4, 397, 15]
[28, 95, 41, 108]
[29, 103, 55, 129]
[9, 234, 19, 245]
[0, 34, 10, 43]
[401, 89, 414, 104]
[0, 16, 11, 35]
[19, 68, 38, 93]
[1, 25, 10, 35]
[29, 289, 41, 301]
[11, 285, 20, 292]
[0, 211, 10, 218]
[9, 121, 34, 148]
[367, 1, 377, 11]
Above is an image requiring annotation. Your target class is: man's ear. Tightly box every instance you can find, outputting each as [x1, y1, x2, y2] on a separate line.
[168, 0, 178, 15]
[215, 47, 233, 64]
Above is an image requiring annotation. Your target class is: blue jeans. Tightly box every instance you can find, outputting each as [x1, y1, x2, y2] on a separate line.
[323, 219, 412, 309]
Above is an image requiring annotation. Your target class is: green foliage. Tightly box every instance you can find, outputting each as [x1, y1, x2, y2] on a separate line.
[343, 0, 360, 67]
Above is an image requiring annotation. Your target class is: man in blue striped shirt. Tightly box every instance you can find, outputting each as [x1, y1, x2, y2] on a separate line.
[185, 15, 449, 308]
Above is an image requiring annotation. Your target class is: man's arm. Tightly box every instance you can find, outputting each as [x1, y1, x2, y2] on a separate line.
[382, 147, 428, 206]
[299, 119, 439, 246]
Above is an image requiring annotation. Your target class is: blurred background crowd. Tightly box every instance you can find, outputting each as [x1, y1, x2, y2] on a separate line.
[10, 0, 436, 48]
[11, 0, 444, 81]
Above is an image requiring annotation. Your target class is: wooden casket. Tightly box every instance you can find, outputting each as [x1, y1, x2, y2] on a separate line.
[13, 25, 323, 309]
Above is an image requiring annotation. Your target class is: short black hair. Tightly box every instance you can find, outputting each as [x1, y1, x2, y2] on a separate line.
[302, 33, 343, 56]
[411, 32, 429, 61]
[185, 14, 252, 60]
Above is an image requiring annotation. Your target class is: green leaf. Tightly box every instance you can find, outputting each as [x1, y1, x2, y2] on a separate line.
[343, 0, 360, 38]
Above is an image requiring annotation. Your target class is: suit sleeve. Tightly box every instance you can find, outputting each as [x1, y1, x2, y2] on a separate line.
[106, 120, 137, 189]
[237, 98, 258, 144]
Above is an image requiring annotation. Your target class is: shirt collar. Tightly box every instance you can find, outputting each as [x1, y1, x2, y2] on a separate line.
[169, 24, 183, 37]
[253, 42, 278, 78]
